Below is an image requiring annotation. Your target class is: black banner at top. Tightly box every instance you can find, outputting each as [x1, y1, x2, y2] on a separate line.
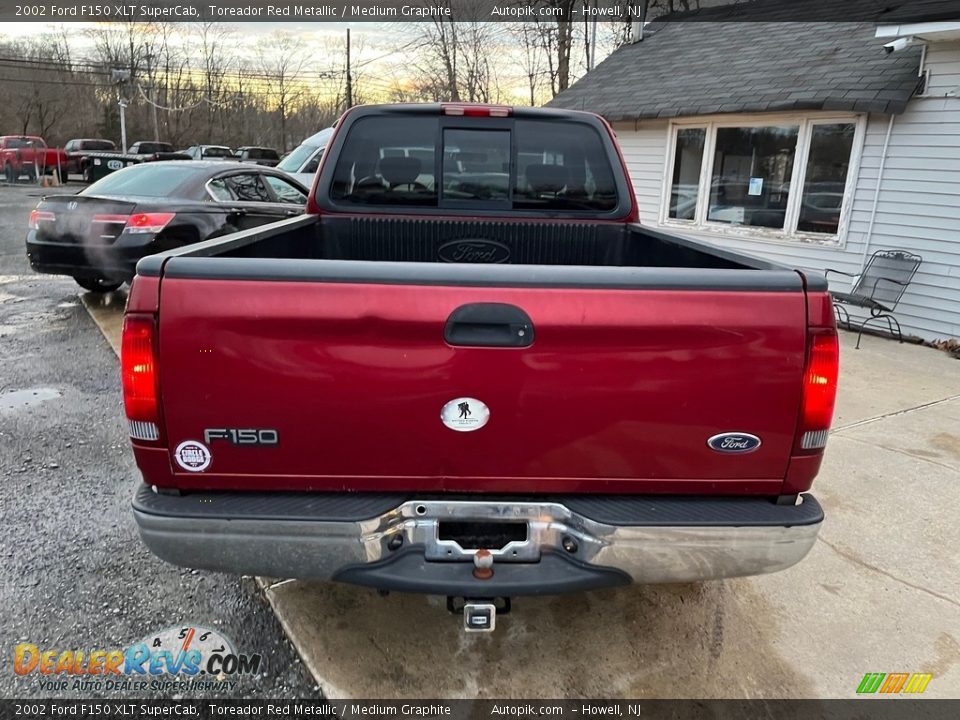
[0, 0, 957, 23]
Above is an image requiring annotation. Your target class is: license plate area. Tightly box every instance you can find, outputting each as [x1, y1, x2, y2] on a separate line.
[438, 521, 527, 550]
[427, 520, 533, 562]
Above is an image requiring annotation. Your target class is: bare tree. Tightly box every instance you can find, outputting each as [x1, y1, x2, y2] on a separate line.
[195, 23, 234, 143]
[256, 31, 309, 151]
[407, 0, 506, 103]
[509, 22, 545, 105]
[416, 13, 461, 101]
[0, 36, 81, 142]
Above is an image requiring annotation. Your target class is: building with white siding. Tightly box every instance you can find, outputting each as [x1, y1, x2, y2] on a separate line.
[549, 10, 960, 343]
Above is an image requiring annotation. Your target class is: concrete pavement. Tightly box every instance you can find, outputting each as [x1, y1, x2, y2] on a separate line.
[83, 289, 960, 699]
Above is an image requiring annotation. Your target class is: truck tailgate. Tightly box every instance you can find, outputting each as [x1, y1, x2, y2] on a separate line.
[155, 271, 807, 494]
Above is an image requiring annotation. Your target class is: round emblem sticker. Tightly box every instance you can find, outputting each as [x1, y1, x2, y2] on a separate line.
[174, 440, 211, 472]
[441, 397, 490, 432]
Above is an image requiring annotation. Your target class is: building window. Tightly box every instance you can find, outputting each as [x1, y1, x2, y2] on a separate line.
[708, 126, 799, 229]
[669, 128, 705, 220]
[662, 117, 860, 242]
[797, 123, 856, 235]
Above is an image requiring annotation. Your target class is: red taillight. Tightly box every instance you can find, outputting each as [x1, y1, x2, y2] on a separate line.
[28, 209, 55, 230]
[798, 329, 839, 451]
[121, 314, 161, 442]
[92, 214, 131, 224]
[124, 212, 175, 234]
[442, 103, 512, 117]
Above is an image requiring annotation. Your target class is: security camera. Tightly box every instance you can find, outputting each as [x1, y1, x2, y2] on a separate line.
[884, 37, 915, 54]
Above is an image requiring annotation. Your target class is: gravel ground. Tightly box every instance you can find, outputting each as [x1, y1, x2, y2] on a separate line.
[0, 183, 317, 699]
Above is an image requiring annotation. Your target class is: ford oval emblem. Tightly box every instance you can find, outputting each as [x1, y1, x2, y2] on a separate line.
[438, 239, 511, 264]
[441, 397, 490, 432]
[707, 432, 762, 454]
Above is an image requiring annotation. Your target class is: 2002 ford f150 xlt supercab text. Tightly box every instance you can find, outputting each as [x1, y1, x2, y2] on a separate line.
[123, 104, 838, 628]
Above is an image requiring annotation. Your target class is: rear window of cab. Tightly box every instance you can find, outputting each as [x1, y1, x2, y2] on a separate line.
[329, 115, 618, 213]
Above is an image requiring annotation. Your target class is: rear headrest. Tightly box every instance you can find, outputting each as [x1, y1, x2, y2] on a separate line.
[380, 156, 421, 187]
[525, 164, 568, 194]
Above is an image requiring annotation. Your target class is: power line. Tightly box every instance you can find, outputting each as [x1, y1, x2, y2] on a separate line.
[0, 55, 345, 83]
[136, 83, 223, 112]
[0, 75, 111, 88]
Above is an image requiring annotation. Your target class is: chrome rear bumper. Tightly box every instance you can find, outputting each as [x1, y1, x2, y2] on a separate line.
[132, 486, 822, 594]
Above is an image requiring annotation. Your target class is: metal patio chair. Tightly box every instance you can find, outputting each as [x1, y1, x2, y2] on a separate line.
[826, 249, 922, 349]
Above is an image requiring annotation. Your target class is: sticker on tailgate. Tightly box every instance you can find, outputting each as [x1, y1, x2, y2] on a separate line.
[441, 397, 490, 432]
[174, 440, 212, 472]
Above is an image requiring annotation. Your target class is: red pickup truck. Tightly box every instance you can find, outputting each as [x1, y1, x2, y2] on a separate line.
[124, 104, 837, 629]
[1, 135, 68, 183]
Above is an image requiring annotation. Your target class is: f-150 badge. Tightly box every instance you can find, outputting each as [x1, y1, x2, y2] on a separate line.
[707, 432, 761, 453]
[441, 397, 490, 432]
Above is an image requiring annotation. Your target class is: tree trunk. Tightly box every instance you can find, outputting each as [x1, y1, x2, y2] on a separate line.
[555, 17, 574, 93]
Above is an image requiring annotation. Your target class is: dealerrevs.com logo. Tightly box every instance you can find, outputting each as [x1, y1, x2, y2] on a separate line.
[14, 625, 262, 693]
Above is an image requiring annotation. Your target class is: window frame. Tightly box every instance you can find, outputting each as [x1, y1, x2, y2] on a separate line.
[658, 113, 866, 246]
[205, 171, 273, 204]
[439, 121, 513, 212]
[262, 172, 308, 204]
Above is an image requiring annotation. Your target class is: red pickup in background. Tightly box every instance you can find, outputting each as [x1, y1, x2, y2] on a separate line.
[1, 135, 69, 183]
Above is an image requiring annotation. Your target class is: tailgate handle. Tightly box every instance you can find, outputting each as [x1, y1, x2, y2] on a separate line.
[444, 303, 534, 348]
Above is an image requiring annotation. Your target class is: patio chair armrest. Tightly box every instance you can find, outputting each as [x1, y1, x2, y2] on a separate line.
[877, 275, 908, 286]
[824, 268, 855, 282]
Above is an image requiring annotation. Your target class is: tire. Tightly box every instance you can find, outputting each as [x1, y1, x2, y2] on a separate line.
[4, 164, 14, 183]
[74, 276, 123, 293]
[25, 167, 36, 183]
[83, 166, 93, 184]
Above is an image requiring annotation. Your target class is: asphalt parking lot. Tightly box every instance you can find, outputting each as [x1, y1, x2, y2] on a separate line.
[0, 185, 317, 699]
[3, 182, 958, 700]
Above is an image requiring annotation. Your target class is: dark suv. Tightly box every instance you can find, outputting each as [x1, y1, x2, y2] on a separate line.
[235, 146, 281, 167]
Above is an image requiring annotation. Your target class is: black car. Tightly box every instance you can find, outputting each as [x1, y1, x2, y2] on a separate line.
[128, 141, 175, 155]
[235, 146, 281, 167]
[181, 145, 234, 160]
[26, 161, 308, 292]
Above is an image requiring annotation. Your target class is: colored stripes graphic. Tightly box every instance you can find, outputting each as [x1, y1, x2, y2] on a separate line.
[857, 672, 932, 694]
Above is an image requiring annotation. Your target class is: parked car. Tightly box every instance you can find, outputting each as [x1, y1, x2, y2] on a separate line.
[235, 146, 280, 167]
[128, 141, 177, 156]
[81, 141, 192, 183]
[182, 145, 234, 161]
[63, 138, 116, 182]
[1, 136, 68, 183]
[25, 160, 308, 293]
[123, 104, 839, 632]
[276, 128, 333, 185]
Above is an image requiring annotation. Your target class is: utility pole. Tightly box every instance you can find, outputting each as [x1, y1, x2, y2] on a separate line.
[111, 69, 132, 153]
[145, 52, 160, 142]
[345, 28, 353, 111]
[119, 99, 128, 154]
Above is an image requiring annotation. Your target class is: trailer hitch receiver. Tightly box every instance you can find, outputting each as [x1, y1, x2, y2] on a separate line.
[463, 602, 496, 632]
